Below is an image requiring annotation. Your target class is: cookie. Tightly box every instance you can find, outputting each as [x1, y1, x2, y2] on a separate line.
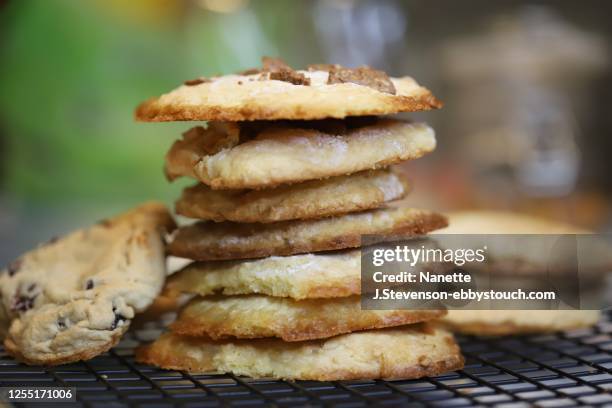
[167, 207, 448, 261]
[439, 210, 588, 235]
[165, 118, 435, 189]
[436, 211, 601, 335]
[132, 291, 187, 327]
[0, 202, 175, 365]
[171, 295, 444, 342]
[435, 210, 608, 279]
[442, 310, 600, 336]
[135, 58, 441, 122]
[176, 169, 409, 223]
[136, 324, 463, 380]
[166, 250, 360, 299]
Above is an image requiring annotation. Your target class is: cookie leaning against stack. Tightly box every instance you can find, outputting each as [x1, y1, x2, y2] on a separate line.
[0, 203, 175, 365]
[135, 57, 464, 380]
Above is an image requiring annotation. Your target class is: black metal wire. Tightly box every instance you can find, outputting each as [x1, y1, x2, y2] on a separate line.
[1, 311, 611, 407]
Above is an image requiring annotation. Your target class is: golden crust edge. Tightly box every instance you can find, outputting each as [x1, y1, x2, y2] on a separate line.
[135, 92, 442, 122]
[175, 171, 411, 223]
[134, 332, 464, 381]
[167, 211, 449, 261]
[170, 309, 447, 342]
[4, 326, 128, 366]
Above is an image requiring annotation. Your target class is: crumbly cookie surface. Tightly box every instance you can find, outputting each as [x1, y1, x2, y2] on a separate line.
[171, 295, 444, 342]
[166, 250, 361, 300]
[135, 58, 441, 122]
[0, 202, 175, 365]
[165, 118, 435, 189]
[442, 310, 600, 336]
[136, 325, 463, 380]
[176, 169, 409, 223]
[167, 207, 448, 261]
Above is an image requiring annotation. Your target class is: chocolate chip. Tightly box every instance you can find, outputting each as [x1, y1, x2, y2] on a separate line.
[111, 306, 124, 330]
[183, 77, 210, 86]
[11, 295, 36, 312]
[110, 313, 126, 330]
[269, 69, 310, 86]
[58, 317, 67, 330]
[328, 66, 396, 94]
[259, 56, 310, 86]
[262, 56, 292, 72]
[46, 236, 59, 245]
[97, 218, 112, 228]
[238, 67, 260, 75]
[11, 282, 39, 312]
[85, 279, 94, 290]
[7, 259, 22, 277]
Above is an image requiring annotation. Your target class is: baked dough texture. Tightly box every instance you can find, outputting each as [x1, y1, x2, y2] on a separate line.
[442, 310, 600, 335]
[164, 119, 435, 189]
[166, 250, 361, 299]
[135, 70, 441, 122]
[171, 295, 445, 342]
[167, 207, 448, 261]
[136, 325, 463, 380]
[176, 169, 409, 223]
[0, 203, 176, 365]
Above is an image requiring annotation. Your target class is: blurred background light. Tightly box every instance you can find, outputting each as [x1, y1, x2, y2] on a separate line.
[0, 0, 610, 265]
[198, 0, 249, 14]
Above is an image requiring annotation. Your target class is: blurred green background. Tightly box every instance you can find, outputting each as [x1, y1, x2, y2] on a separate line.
[1, 0, 611, 264]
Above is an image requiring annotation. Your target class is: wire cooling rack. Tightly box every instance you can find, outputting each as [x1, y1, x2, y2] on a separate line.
[1, 311, 611, 407]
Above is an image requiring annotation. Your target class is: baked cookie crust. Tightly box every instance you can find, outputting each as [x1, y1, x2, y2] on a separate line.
[442, 310, 600, 336]
[135, 64, 441, 122]
[176, 169, 409, 223]
[166, 250, 361, 300]
[167, 207, 448, 261]
[136, 325, 463, 380]
[165, 118, 435, 189]
[171, 295, 445, 342]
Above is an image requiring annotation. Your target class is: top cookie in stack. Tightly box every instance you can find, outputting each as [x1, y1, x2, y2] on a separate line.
[136, 57, 441, 122]
[135, 58, 463, 380]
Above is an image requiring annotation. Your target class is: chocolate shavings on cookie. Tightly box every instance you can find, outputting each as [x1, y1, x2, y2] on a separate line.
[261, 56, 310, 86]
[184, 77, 210, 86]
[327, 66, 396, 94]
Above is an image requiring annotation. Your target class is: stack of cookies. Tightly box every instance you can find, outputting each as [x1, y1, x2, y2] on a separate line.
[134, 57, 464, 380]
